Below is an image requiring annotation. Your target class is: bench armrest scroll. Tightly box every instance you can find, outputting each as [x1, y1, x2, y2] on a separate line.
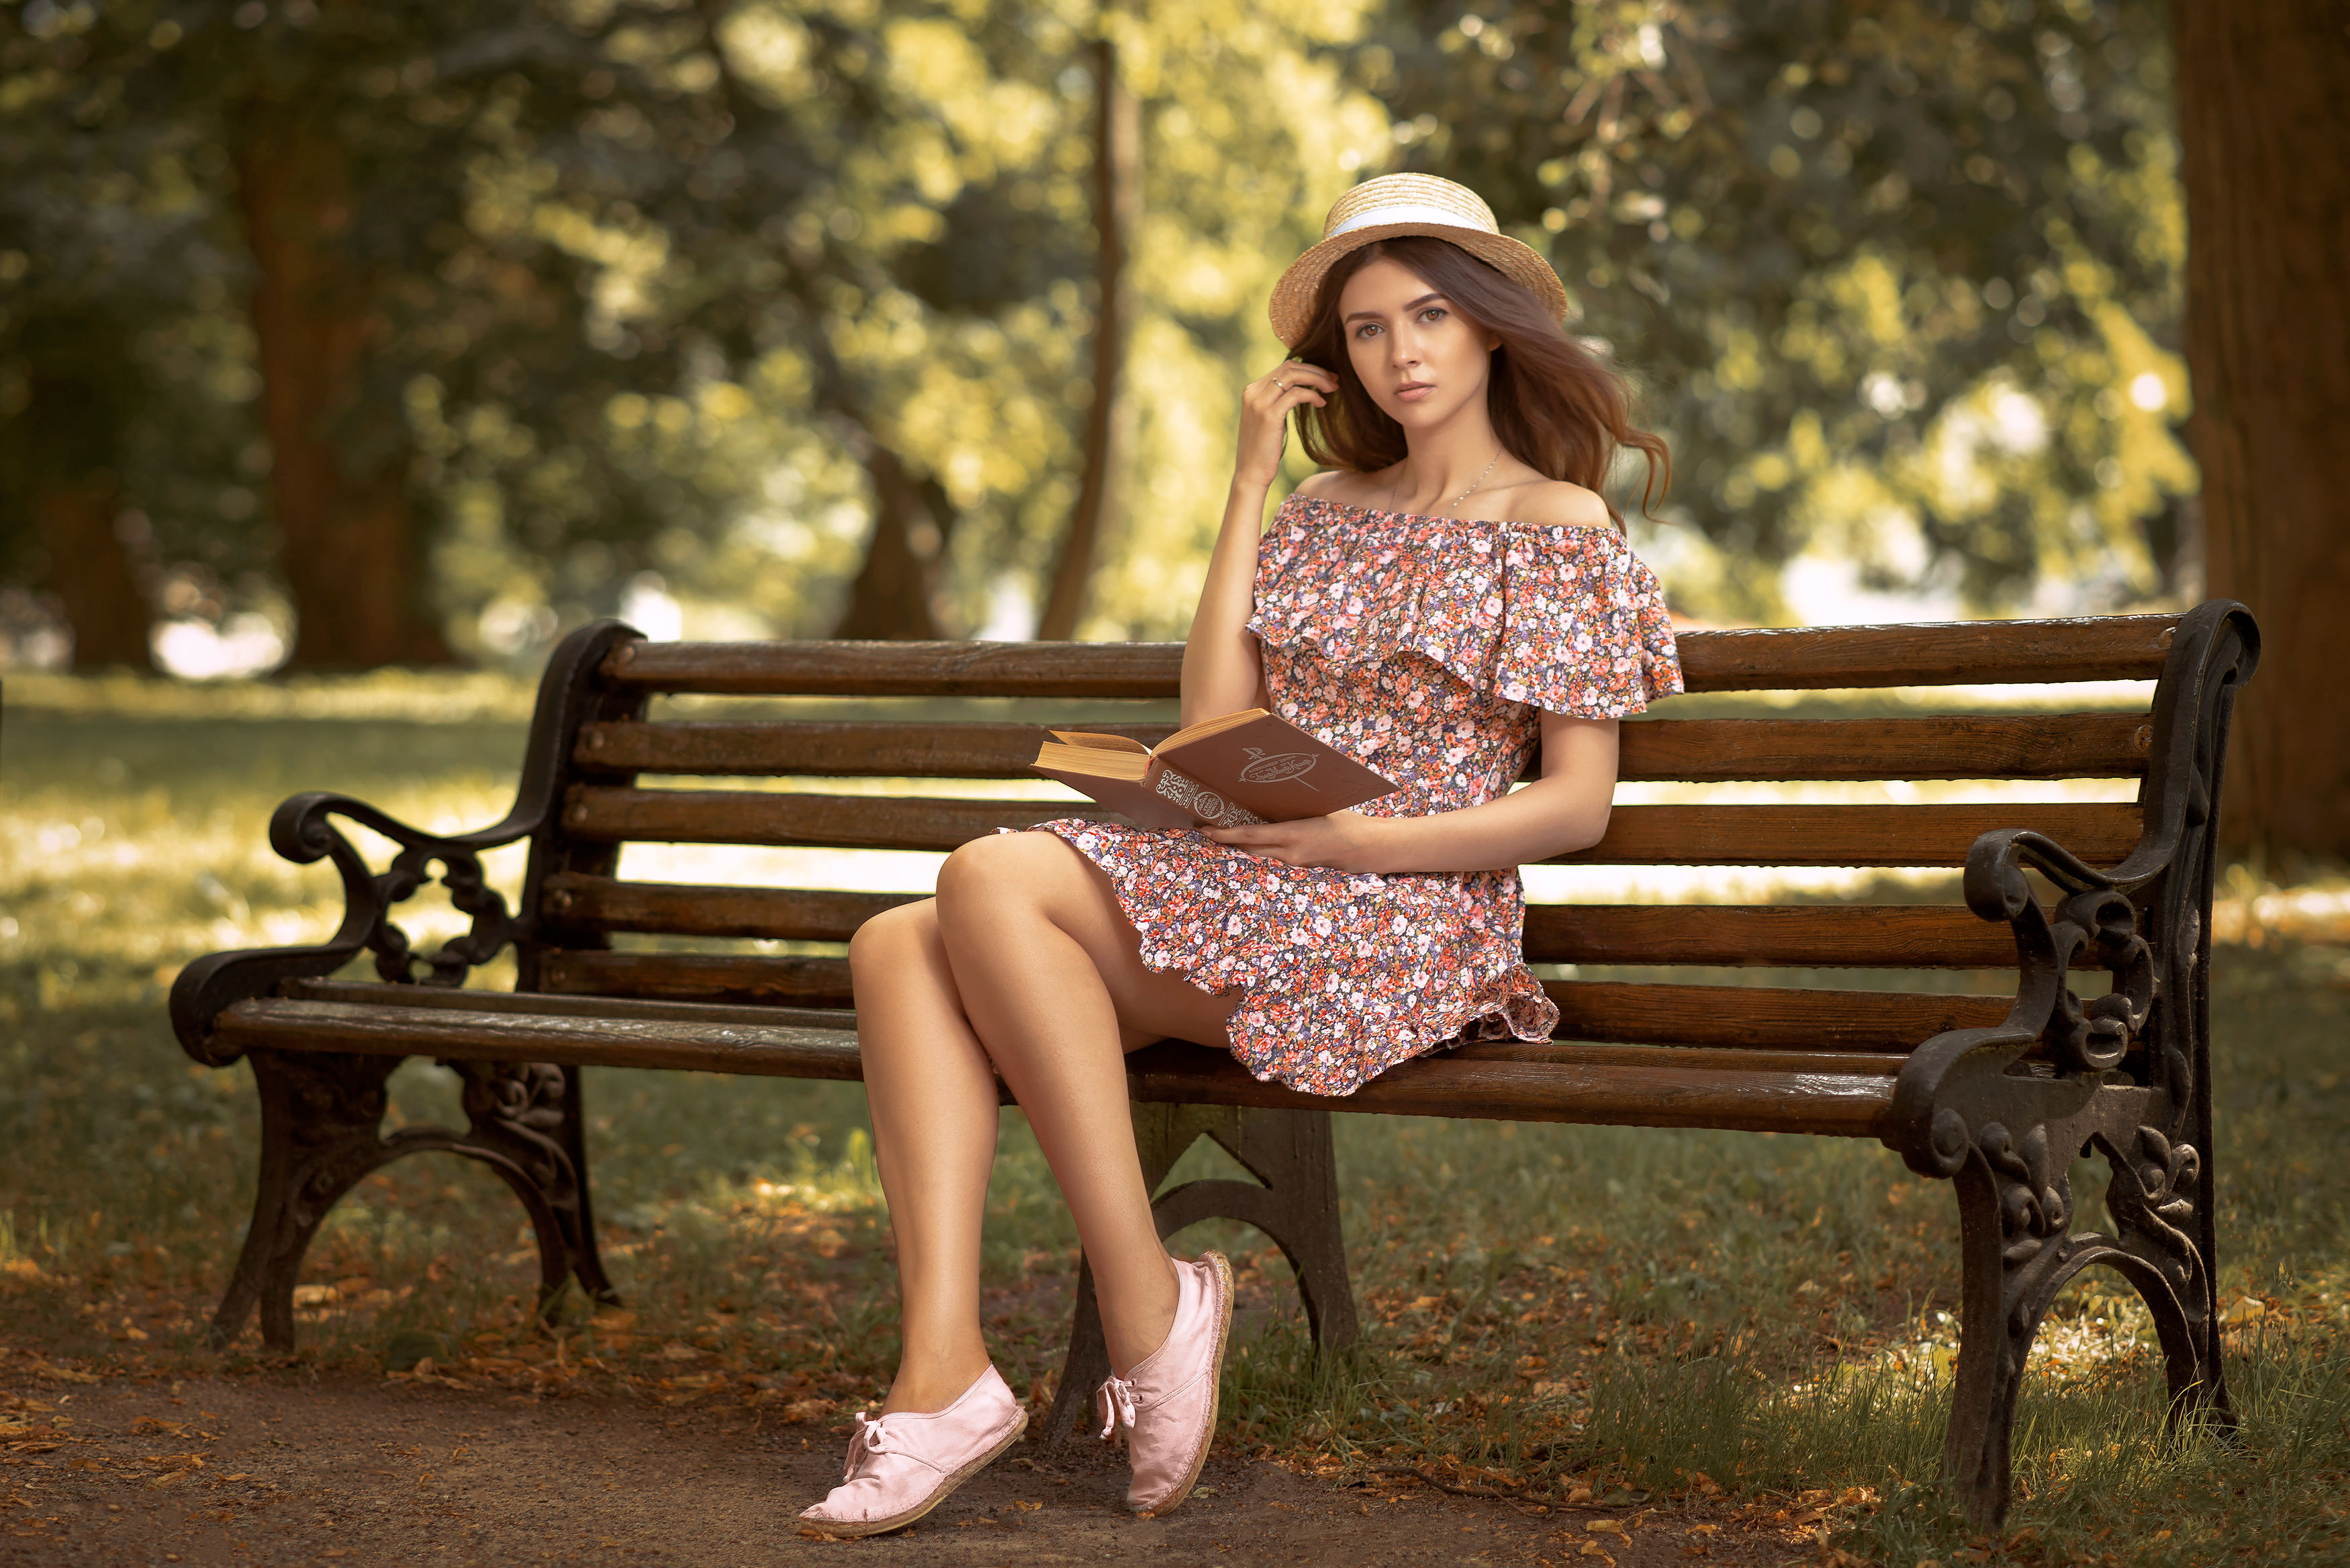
[169, 792, 540, 1066]
[1887, 600, 2260, 1175]
[170, 619, 645, 1066]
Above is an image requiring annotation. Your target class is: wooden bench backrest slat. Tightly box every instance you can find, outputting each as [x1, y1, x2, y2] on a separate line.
[547, 873, 2098, 971]
[576, 710, 2153, 783]
[535, 949, 2012, 1052]
[543, 876, 919, 941]
[1671, 614, 2175, 691]
[595, 616, 2178, 697]
[543, 951, 852, 1008]
[563, 785, 2143, 868]
[1521, 902, 2096, 969]
[604, 639, 1184, 697]
[1548, 979, 2012, 1051]
[1556, 801, 2141, 867]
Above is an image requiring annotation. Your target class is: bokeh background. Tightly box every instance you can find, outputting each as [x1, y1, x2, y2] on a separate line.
[0, 0, 2216, 659]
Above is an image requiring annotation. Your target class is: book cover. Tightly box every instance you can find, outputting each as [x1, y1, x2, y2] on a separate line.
[1033, 709, 1398, 830]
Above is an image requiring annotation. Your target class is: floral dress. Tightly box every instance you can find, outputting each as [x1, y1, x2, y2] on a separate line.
[1031, 495, 1683, 1096]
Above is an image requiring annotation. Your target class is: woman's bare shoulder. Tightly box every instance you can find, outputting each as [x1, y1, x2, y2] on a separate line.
[1504, 479, 1614, 531]
[1291, 468, 1382, 507]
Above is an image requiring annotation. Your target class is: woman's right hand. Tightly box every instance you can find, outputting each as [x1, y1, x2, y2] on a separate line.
[1233, 359, 1336, 489]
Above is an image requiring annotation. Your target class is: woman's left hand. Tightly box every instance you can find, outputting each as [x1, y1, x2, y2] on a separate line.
[1204, 811, 1391, 873]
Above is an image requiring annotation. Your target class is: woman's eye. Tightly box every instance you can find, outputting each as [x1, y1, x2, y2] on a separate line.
[1420, 307, 1448, 323]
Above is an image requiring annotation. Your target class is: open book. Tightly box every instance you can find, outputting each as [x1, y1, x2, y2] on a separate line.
[1033, 709, 1399, 830]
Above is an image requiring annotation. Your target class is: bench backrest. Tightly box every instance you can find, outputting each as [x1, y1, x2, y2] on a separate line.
[509, 615, 2189, 1060]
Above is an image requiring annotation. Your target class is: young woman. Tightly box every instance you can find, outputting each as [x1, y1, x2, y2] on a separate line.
[800, 174, 1681, 1536]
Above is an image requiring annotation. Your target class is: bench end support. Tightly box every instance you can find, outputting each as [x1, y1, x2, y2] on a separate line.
[208, 1050, 618, 1353]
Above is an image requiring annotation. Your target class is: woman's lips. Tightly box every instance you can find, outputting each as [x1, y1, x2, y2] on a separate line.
[1394, 382, 1433, 402]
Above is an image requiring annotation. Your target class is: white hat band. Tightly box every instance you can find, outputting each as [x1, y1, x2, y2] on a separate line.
[1326, 202, 1489, 240]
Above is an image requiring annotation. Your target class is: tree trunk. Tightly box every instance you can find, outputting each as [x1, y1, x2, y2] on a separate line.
[831, 445, 959, 640]
[2175, 0, 2350, 861]
[238, 113, 450, 671]
[37, 481, 152, 671]
[15, 320, 153, 671]
[1036, 35, 1140, 641]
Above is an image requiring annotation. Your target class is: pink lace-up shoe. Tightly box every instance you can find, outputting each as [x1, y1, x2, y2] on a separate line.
[1095, 1251, 1233, 1517]
[798, 1365, 1027, 1537]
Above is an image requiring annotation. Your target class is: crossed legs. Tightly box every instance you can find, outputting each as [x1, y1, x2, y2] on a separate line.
[847, 830, 1240, 1415]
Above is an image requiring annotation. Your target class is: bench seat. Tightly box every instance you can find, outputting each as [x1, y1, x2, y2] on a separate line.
[218, 982, 1906, 1136]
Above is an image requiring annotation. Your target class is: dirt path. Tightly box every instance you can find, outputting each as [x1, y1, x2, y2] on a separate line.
[1, 1369, 1791, 1567]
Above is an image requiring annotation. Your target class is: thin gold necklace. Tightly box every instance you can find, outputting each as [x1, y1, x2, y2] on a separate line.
[1388, 448, 1503, 518]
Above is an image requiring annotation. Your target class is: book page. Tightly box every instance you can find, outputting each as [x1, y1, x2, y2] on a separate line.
[1036, 740, 1149, 781]
[1158, 708, 1270, 752]
[1047, 730, 1152, 753]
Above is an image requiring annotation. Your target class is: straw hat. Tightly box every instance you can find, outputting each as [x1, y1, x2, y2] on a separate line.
[1268, 173, 1569, 348]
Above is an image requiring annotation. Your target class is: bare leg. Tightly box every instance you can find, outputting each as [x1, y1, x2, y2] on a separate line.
[932, 831, 1239, 1377]
[850, 843, 1235, 1414]
[847, 901, 1000, 1415]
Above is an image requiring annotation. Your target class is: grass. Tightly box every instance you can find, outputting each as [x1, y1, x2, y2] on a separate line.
[3, 669, 2346, 1565]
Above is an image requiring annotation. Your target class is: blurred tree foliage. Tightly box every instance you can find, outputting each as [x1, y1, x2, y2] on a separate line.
[0, 0, 1378, 665]
[2, 0, 2193, 665]
[1373, 0, 2194, 622]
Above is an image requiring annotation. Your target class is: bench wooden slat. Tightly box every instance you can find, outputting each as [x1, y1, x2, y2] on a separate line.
[1617, 712, 2150, 781]
[214, 997, 1897, 1136]
[573, 711, 2153, 783]
[543, 875, 916, 941]
[539, 875, 2094, 969]
[566, 786, 2143, 867]
[1521, 902, 2097, 968]
[576, 720, 1170, 779]
[603, 639, 1184, 698]
[278, 978, 859, 1032]
[1674, 615, 2175, 691]
[1552, 802, 2140, 867]
[535, 876, 2103, 974]
[563, 787, 1107, 852]
[544, 951, 856, 1007]
[1122, 1041, 1895, 1134]
[1544, 979, 2011, 1050]
[220, 997, 872, 1081]
[592, 616, 2175, 699]
[536, 950, 2010, 1050]
[274, 982, 1906, 1081]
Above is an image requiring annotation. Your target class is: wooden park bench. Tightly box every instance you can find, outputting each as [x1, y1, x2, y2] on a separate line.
[170, 600, 2259, 1528]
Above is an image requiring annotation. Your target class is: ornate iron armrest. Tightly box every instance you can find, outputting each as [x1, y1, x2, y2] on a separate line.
[168, 791, 545, 1066]
[169, 619, 645, 1068]
[1888, 599, 2263, 1177]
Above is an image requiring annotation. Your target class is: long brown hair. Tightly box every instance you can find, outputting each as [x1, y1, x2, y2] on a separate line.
[1290, 236, 1669, 527]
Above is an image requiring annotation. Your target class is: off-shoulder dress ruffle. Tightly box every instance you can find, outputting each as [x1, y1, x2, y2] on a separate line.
[1027, 495, 1683, 1097]
[1245, 499, 1683, 718]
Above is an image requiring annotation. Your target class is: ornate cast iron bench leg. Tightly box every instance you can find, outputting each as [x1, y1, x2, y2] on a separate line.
[1903, 599, 2255, 1527]
[1936, 1108, 2234, 1530]
[209, 1050, 617, 1351]
[1039, 1103, 1359, 1453]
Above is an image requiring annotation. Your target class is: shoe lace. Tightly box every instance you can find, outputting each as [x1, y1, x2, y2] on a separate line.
[844, 1411, 894, 1481]
[1096, 1374, 1138, 1441]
